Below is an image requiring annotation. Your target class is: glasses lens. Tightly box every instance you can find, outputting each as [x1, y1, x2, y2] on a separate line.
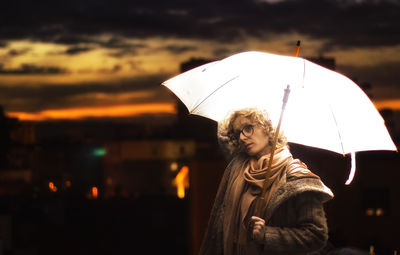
[242, 125, 254, 137]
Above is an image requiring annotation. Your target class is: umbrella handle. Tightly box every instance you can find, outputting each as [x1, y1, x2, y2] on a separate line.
[255, 85, 291, 216]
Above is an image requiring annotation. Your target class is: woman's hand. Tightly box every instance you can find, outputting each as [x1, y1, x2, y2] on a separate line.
[249, 216, 266, 243]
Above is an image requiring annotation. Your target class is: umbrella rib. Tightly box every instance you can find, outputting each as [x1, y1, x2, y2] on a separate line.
[328, 104, 346, 155]
[190, 75, 240, 114]
[303, 61, 345, 153]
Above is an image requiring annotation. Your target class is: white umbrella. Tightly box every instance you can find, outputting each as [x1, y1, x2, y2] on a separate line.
[162, 51, 397, 184]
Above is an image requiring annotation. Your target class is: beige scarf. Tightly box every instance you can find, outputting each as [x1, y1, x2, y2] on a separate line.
[223, 146, 293, 254]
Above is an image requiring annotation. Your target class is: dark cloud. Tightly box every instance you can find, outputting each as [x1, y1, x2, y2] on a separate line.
[65, 46, 93, 55]
[8, 48, 30, 56]
[163, 45, 198, 54]
[52, 36, 148, 57]
[0, 64, 68, 75]
[100, 37, 143, 49]
[127, 60, 146, 72]
[0, 0, 398, 49]
[53, 35, 95, 45]
[97, 64, 122, 74]
[0, 73, 171, 112]
[100, 37, 148, 57]
[108, 49, 135, 58]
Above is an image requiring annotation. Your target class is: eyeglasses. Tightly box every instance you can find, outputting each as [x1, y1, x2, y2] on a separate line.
[232, 124, 255, 141]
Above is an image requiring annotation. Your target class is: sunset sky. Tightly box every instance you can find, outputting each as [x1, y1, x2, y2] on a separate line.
[1, 0, 399, 121]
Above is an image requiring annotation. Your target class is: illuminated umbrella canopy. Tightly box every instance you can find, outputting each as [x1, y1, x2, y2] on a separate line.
[162, 51, 396, 163]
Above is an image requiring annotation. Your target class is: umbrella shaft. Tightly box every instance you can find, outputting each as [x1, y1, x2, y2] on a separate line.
[256, 85, 291, 216]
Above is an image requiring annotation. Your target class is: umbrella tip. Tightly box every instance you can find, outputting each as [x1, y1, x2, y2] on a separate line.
[294, 41, 301, 57]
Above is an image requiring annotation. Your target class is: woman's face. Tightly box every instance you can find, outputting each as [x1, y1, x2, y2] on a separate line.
[232, 115, 271, 158]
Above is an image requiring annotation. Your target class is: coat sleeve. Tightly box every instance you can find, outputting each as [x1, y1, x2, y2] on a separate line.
[199, 158, 239, 255]
[262, 192, 329, 254]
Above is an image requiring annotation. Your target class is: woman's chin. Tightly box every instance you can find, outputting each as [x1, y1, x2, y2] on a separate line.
[246, 150, 257, 157]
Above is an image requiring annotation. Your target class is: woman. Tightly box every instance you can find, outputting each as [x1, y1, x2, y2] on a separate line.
[199, 108, 334, 255]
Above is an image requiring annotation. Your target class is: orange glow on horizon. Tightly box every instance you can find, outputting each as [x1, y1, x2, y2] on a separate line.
[7, 103, 177, 121]
[373, 99, 400, 111]
[6, 99, 399, 122]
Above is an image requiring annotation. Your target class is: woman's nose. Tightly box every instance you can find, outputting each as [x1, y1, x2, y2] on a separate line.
[239, 132, 247, 141]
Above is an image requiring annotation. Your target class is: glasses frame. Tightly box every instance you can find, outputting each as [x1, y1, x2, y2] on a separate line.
[232, 124, 255, 141]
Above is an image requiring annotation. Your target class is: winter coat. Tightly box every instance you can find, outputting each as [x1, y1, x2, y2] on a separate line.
[199, 155, 334, 255]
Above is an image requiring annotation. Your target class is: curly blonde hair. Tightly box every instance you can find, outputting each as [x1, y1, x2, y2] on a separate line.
[217, 108, 288, 157]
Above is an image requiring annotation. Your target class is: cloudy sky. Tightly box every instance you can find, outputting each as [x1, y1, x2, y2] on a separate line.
[1, 0, 399, 121]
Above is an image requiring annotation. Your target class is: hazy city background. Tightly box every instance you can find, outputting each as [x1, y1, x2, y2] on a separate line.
[1, 0, 399, 254]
